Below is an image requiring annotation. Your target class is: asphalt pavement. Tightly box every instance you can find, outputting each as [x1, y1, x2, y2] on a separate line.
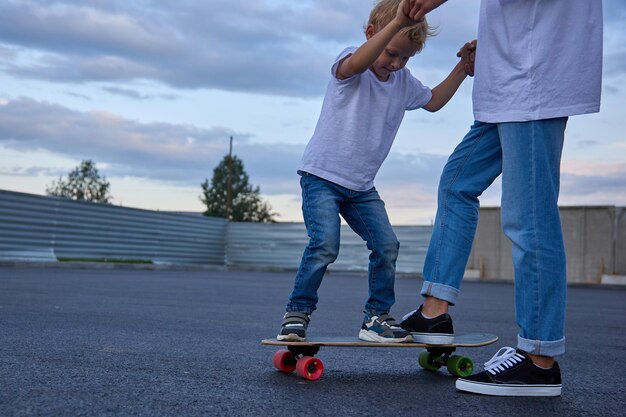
[1, 267, 624, 416]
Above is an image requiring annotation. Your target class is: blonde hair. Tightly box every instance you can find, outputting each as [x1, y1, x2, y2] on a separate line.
[367, 0, 436, 52]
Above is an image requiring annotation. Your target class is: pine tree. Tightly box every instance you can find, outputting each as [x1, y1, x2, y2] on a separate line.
[200, 155, 276, 222]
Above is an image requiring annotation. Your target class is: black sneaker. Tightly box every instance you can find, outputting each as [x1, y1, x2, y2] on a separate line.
[456, 347, 562, 396]
[359, 312, 412, 343]
[400, 305, 454, 344]
[277, 311, 310, 341]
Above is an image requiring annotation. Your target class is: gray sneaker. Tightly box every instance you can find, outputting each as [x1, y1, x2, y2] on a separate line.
[358, 312, 412, 343]
[277, 311, 310, 341]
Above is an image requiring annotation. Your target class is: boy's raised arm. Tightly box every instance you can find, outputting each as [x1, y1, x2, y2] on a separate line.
[337, 0, 418, 80]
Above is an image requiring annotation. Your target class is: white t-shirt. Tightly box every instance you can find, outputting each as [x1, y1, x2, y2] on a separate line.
[473, 0, 603, 122]
[299, 47, 432, 191]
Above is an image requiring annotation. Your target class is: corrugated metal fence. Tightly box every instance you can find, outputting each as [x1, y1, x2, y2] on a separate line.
[226, 222, 431, 273]
[1, 190, 624, 283]
[0, 190, 430, 272]
[0, 190, 227, 264]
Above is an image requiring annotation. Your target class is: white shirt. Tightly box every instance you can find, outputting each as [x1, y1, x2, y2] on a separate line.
[299, 47, 432, 191]
[473, 0, 603, 122]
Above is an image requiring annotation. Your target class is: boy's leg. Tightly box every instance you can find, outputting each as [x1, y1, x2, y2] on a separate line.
[286, 173, 344, 314]
[340, 187, 399, 314]
[421, 121, 503, 306]
[498, 118, 567, 358]
[340, 188, 410, 342]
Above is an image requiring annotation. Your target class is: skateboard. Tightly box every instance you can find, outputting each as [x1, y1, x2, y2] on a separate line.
[261, 333, 497, 381]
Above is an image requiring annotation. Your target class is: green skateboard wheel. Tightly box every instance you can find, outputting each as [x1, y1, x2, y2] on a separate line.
[446, 355, 473, 377]
[418, 351, 443, 371]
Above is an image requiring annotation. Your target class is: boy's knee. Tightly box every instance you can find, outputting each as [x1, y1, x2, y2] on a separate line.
[377, 239, 400, 261]
[312, 238, 340, 262]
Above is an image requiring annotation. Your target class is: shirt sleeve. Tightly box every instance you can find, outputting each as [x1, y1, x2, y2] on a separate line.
[330, 46, 358, 81]
[405, 72, 433, 110]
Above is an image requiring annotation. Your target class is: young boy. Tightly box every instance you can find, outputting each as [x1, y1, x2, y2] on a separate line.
[278, 0, 473, 343]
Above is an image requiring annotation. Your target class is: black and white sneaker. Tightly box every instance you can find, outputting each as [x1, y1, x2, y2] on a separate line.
[456, 347, 562, 396]
[359, 312, 412, 343]
[400, 305, 454, 344]
[277, 312, 310, 341]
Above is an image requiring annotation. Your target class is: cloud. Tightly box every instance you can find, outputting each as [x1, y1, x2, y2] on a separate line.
[0, 96, 451, 200]
[0, 44, 17, 59]
[4, 53, 162, 84]
[0, 1, 181, 57]
[0, 1, 353, 96]
[559, 161, 626, 205]
[576, 139, 600, 148]
[604, 51, 626, 78]
[603, 1, 626, 80]
[0, 97, 303, 190]
[603, 83, 621, 95]
[0, 0, 481, 97]
[604, 0, 626, 25]
[377, 152, 446, 190]
[1, 95, 623, 223]
[0, 97, 235, 179]
[560, 172, 626, 205]
[3, 0, 621, 98]
[0, 165, 63, 177]
[102, 86, 178, 101]
[63, 91, 92, 101]
[562, 160, 626, 177]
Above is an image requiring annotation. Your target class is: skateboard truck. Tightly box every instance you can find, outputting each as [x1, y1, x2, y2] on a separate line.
[420, 346, 474, 377]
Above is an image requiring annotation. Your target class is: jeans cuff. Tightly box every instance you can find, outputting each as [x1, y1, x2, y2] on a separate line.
[286, 305, 314, 315]
[420, 281, 459, 306]
[517, 335, 565, 357]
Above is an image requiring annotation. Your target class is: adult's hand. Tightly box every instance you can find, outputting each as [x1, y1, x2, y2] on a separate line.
[406, 0, 448, 22]
[457, 40, 477, 77]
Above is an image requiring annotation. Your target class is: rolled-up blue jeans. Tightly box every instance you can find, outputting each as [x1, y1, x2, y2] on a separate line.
[287, 172, 400, 315]
[422, 119, 567, 357]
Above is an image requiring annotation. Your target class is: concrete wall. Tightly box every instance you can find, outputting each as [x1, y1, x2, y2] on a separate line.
[615, 208, 626, 275]
[467, 206, 625, 284]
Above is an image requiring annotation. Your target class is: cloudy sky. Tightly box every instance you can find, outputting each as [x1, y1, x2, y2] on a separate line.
[0, 0, 624, 224]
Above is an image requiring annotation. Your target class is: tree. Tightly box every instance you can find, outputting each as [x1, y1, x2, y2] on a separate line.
[46, 160, 112, 203]
[200, 155, 276, 222]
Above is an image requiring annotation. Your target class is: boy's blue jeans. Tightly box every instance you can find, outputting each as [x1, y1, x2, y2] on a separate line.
[422, 119, 568, 357]
[287, 172, 399, 315]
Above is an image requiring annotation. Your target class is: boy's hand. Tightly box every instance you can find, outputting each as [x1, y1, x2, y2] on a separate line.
[457, 40, 477, 77]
